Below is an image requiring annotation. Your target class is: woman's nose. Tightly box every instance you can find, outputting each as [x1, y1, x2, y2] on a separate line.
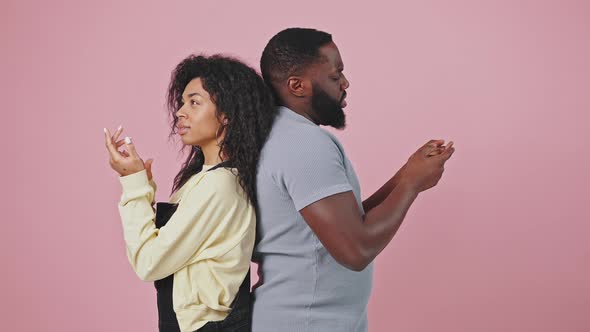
[175, 106, 185, 119]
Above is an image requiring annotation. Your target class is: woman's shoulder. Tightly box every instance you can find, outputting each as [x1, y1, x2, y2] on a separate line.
[203, 166, 239, 185]
[170, 168, 235, 203]
[187, 167, 244, 198]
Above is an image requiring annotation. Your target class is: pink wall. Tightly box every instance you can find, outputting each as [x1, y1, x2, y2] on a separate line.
[4, 0, 589, 331]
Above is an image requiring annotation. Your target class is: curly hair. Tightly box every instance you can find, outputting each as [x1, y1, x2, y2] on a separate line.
[166, 54, 277, 209]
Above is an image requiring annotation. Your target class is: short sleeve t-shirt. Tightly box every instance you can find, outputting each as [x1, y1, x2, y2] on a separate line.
[252, 106, 373, 332]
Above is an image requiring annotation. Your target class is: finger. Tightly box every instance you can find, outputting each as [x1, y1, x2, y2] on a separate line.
[427, 147, 445, 156]
[121, 151, 130, 157]
[429, 140, 454, 156]
[439, 146, 456, 161]
[145, 158, 154, 180]
[423, 139, 445, 149]
[442, 141, 455, 161]
[115, 139, 126, 148]
[423, 143, 445, 157]
[421, 139, 444, 155]
[104, 128, 121, 160]
[124, 137, 140, 158]
[112, 125, 123, 143]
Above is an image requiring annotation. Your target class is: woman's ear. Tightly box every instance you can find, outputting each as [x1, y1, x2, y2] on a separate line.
[219, 114, 229, 126]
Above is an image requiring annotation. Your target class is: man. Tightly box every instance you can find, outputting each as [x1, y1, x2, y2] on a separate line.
[252, 28, 455, 331]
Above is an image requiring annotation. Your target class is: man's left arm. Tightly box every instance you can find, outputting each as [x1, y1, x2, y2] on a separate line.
[363, 142, 448, 213]
[362, 164, 404, 213]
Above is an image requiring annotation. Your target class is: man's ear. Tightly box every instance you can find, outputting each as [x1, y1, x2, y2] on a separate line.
[286, 76, 311, 98]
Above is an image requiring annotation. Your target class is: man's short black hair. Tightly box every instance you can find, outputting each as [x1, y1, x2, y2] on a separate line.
[260, 28, 333, 89]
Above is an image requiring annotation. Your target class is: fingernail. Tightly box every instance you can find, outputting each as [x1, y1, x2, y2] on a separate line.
[125, 137, 132, 144]
[103, 128, 106, 133]
[117, 125, 122, 131]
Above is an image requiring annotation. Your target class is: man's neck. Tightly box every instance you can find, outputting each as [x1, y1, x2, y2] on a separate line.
[282, 101, 320, 125]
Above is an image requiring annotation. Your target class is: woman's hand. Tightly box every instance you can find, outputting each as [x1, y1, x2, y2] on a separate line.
[104, 126, 153, 178]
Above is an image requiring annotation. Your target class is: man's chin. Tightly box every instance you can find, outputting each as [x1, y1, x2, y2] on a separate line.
[330, 122, 346, 130]
[321, 110, 346, 129]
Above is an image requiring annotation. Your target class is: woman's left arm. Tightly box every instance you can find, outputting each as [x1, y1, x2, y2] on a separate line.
[117, 171, 252, 281]
[104, 127, 251, 281]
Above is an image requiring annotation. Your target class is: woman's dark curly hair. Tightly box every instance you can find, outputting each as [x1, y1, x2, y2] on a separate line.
[166, 54, 276, 209]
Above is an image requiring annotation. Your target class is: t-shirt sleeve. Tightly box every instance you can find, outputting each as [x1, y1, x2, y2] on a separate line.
[274, 129, 353, 211]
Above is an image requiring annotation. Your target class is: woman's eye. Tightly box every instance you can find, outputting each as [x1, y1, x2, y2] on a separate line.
[191, 100, 199, 106]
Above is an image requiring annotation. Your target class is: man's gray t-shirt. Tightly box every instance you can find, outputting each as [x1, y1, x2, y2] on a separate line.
[252, 106, 373, 332]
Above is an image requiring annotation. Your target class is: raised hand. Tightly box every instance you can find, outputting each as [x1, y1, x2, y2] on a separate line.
[400, 139, 455, 193]
[104, 126, 148, 177]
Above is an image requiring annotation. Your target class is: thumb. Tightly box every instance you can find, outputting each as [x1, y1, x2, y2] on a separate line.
[145, 158, 153, 168]
[145, 158, 154, 179]
[438, 142, 455, 161]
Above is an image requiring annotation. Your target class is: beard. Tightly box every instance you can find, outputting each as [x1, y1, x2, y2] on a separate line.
[311, 84, 347, 129]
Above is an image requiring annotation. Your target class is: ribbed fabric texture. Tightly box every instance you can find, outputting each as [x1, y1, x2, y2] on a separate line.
[252, 107, 373, 332]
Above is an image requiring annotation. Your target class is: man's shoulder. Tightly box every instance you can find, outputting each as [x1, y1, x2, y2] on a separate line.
[266, 116, 338, 152]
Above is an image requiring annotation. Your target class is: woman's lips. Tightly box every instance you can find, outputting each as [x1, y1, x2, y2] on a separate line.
[178, 127, 190, 135]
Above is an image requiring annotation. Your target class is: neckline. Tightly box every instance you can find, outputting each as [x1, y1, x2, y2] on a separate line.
[279, 106, 317, 125]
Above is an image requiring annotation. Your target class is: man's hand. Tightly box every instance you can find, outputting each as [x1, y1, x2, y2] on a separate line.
[399, 139, 455, 193]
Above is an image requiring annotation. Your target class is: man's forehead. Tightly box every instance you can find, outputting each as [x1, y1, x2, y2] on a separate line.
[319, 43, 343, 69]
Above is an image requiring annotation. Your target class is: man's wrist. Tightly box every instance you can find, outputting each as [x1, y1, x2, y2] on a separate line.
[395, 179, 419, 198]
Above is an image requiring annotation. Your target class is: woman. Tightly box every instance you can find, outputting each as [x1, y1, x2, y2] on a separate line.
[104, 54, 276, 331]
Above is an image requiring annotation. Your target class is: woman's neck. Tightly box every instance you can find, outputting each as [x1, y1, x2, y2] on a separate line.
[201, 142, 225, 165]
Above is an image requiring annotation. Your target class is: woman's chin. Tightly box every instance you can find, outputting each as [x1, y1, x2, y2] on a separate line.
[180, 135, 193, 145]
[181, 136, 203, 147]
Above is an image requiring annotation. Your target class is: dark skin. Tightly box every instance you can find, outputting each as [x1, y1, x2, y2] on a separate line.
[275, 42, 456, 271]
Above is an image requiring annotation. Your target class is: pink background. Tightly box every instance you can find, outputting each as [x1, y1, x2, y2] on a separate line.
[4, 0, 589, 331]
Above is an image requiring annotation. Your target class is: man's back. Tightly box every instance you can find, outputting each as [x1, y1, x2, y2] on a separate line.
[252, 106, 373, 332]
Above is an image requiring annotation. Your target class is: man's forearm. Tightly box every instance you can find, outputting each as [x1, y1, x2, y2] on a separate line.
[358, 181, 418, 268]
[362, 167, 404, 213]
